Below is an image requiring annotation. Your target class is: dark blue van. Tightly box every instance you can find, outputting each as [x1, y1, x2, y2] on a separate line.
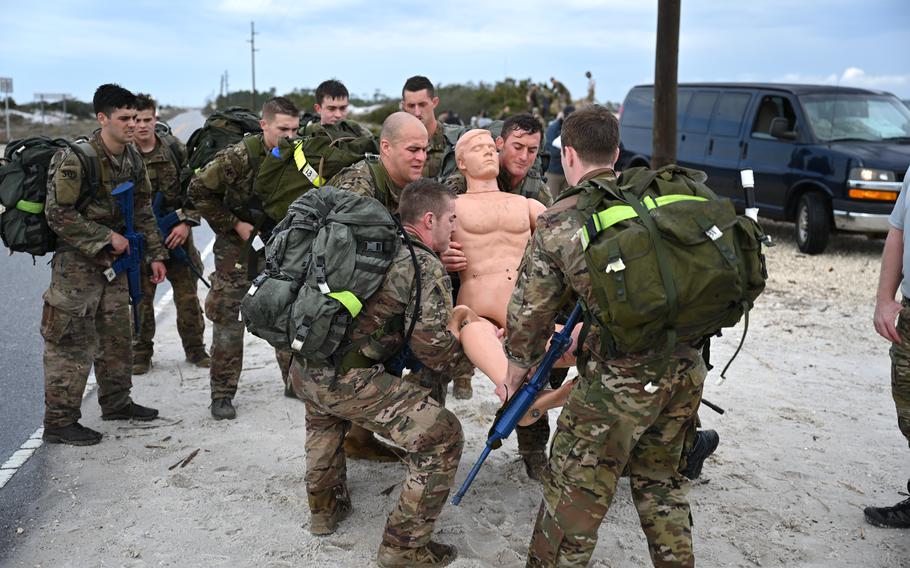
[617, 83, 910, 253]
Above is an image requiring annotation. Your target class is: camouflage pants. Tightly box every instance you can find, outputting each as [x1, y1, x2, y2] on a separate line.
[41, 253, 134, 429]
[291, 360, 463, 548]
[889, 297, 910, 447]
[407, 366, 451, 406]
[527, 350, 707, 568]
[133, 231, 205, 360]
[205, 234, 290, 400]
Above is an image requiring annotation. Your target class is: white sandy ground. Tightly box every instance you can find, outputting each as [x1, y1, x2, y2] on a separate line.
[2, 220, 910, 568]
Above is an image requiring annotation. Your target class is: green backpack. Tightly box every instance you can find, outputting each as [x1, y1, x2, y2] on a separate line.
[240, 185, 402, 363]
[251, 119, 378, 222]
[0, 137, 100, 256]
[185, 106, 262, 173]
[567, 165, 768, 358]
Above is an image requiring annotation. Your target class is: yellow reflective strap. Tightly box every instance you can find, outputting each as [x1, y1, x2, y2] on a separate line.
[327, 290, 363, 318]
[581, 195, 709, 250]
[293, 141, 324, 187]
[652, 194, 708, 207]
[15, 200, 44, 214]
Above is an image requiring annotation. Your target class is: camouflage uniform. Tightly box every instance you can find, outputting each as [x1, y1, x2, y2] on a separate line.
[291, 229, 472, 548]
[443, 166, 553, 206]
[188, 135, 292, 401]
[505, 169, 706, 567]
[133, 133, 206, 363]
[328, 157, 452, 401]
[424, 123, 447, 179]
[42, 133, 168, 429]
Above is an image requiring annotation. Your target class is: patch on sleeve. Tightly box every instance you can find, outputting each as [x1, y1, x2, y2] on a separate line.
[54, 164, 83, 206]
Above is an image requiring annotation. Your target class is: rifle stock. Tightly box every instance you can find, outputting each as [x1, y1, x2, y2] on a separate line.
[452, 301, 583, 505]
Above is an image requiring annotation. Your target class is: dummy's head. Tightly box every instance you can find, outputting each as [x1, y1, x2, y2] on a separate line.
[455, 129, 498, 180]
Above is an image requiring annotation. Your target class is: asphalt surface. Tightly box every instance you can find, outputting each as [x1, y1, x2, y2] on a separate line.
[0, 109, 209, 557]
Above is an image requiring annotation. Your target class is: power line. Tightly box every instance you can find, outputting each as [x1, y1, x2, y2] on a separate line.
[248, 21, 258, 110]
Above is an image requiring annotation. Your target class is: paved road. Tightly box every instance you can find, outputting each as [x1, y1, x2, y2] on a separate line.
[0, 109, 209, 555]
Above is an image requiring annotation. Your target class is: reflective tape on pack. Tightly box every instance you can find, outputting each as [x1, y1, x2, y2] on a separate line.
[293, 141, 325, 187]
[327, 290, 362, 318]
[15, 200, 44, 214]
[579, 194, 708, 250]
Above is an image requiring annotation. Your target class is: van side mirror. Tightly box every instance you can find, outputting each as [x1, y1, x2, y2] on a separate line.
[770, 117, 797, 140]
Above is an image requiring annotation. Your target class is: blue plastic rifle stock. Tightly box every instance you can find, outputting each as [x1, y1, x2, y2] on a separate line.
[152, 193, 211, 288]
[107, 182, 144, 333]
[451, 301, 583, 505]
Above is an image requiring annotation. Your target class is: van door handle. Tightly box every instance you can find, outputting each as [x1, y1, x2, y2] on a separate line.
[740, 142, 749, 159]
[681, 133, 686, 142]
[707, 139, 714, 155]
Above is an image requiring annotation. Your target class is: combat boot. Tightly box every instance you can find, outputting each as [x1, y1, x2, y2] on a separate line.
[377, 540, 457, 568]
[42, 422, 103, 446]
[132, 356, 151, 375]
[308, 484, 352, 536]
[210, 398, 236, 420]
[522, 451, 548, 482]
[864, 480, 910, 528]
[680, 429, 719, 480]
[185, 349, 211, 368]
[453, 376, 473, 400]
[102, 402, 159, 421]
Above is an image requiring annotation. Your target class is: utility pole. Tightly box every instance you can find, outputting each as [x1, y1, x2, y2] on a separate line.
[248, 21, 258, 110]
[652, 0, 681, 169]
[0, 77, 12, 143]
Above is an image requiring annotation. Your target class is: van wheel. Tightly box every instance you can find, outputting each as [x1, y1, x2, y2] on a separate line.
[795, 192, 830, 254]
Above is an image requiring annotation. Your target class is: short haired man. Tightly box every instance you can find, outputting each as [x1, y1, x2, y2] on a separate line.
[544, 105, 575, 199]
[401, 75, 446, 178]
[41, 83, 168, 445]
[292, 179, 471, 567]
[131, 94, 209, 375]
[503, 106, 705, 566]
[188, 96, 300, 420]
[443, 113, 553, 206]
[313, 79, 351, 126]
[867, 163, 910, 528]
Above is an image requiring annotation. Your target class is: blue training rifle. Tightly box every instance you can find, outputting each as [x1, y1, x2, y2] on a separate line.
[104, 182, 144, 333]
[451, 301, 584, 505]
[152, 192, 211, 288]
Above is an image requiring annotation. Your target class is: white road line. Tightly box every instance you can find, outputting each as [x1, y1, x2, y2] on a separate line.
[0, 234, 216, 490]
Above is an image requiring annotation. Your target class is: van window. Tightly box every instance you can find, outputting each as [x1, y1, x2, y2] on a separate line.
[684, 91, 719, 134]
[677, 90, 693, 129]
[710, 92, 751, 137]
[622, 87, 654, 128]
[752, 95, 798, 139]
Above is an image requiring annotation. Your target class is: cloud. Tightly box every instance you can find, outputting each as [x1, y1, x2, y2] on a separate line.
[775, 68, 910, 93]
[215, 0, 357, 16]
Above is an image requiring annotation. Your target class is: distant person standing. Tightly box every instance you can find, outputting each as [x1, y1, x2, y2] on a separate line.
[868, 163, 910, 529]
[549, 76, 571, 116]
[586, 70, 596, 103]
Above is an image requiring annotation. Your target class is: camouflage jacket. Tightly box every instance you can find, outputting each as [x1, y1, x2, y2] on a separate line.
[139, 133, 200, 225]
[443, 167, 553, 206]
[45, 132, 167, 263]
[504, 169, 616, 368]
[328, 155, 403, 213]
[347, 229, 472, 377]
[188, 134, 267, 235]
[424, 122, 446, 179]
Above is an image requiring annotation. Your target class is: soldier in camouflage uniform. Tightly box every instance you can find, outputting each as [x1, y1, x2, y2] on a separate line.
[502, 106, 705, 567]
[291, 179, 469, 567]
[302, 79, 372, 137]
[867, 163, 910, 529]
[188, 97, 300, 420]
[400, 75, 447, 179]
[41, 84, 168, 446]
[131, 94, 209, 374]
[443, 113, 553, 207]
[329, 111, 455, 460]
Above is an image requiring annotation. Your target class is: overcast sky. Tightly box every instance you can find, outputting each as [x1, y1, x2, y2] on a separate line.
[2, 0, 908, 107]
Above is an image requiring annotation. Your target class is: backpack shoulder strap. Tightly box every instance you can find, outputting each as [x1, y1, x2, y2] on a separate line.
[364, 155, 390, 209]
[68, 139, 102, 211]
[242, 135, 264, 175]
[158, 132, 184, 172]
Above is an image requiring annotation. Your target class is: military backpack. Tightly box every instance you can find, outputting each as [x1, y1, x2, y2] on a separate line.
[0, 137, 101, 256]
[241, 185, 412, 364]
[566, 165, 768, 358]
[185, 106, 262, 174]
